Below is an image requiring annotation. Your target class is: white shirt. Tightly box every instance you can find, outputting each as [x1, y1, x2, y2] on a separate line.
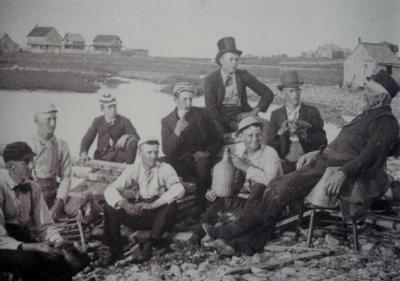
[240, 145, 283, 186]
[104, 160, 185, 208]
[221, 70, 241, 106]
[31, 135, 71, 201]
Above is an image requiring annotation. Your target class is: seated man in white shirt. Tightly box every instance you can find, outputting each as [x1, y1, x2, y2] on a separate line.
[103, 137, 185, 264]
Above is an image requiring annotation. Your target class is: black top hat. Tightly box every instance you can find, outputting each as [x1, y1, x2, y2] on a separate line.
[277, 70, 304, 91]
[215, 37, 242, 65]
[3, 142, 35, 163]
[367, 69, 400, 98]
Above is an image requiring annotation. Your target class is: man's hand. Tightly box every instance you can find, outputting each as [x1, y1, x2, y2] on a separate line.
[296, 150, 319, 170]
[193, 151, 210, 162]
[231, 154, 250, 172]
[79, 152, 90, 162]
[50, 199, 64, 222]
[116, 134, 131, 149]
[120, 199, 141, 216]
[174, 119, 189, 137]
[325, 169, 347, 198]
[135, 202, 154, 211]
[205, 189, 217, 202]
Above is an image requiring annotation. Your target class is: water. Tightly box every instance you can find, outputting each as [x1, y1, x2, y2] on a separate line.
[0, 79, 340, 157]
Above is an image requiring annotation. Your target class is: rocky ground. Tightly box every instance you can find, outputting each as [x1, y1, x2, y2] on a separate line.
[73, 213, 400, 281]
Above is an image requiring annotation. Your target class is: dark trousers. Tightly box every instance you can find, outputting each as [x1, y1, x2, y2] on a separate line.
[94, 138, 138, 164]
[0, 225, 73, 281]
[214, 156, 345, 252]
[172, 156, 212, 211]
[103, 202, 177, 255]
[193, 197, 245, 238]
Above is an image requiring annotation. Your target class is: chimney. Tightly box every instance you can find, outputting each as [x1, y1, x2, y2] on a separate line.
[358, 37, 362, 44]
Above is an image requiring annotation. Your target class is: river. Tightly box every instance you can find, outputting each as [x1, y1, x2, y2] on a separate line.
[0, 79, 340, 157]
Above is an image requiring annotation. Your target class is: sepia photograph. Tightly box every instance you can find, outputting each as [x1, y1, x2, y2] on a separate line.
[0, 0, 400, 280]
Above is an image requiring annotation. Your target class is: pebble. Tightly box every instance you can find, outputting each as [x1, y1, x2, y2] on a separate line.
[361, 243, 375, 252]
[181, 262, 198, 271]
[169, 264, 182, 276]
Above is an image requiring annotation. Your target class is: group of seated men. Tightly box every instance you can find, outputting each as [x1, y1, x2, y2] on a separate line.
[1, 36, 400, 279]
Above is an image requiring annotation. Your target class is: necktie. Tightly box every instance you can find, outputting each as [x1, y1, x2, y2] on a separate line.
[225, 75, 233, 88]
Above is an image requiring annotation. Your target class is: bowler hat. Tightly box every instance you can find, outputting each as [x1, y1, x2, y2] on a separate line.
[367, 69, 400, 98]
[277, 70, 304, 91]
[3, 141, 36, 163]
[215, 37, 242, 65]
[237, 116, 263, 134]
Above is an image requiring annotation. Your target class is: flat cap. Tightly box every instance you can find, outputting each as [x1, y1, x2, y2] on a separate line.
[35, 102, 57, 115]
[237, 116, 263, 134]
[3, 141, 36, 163]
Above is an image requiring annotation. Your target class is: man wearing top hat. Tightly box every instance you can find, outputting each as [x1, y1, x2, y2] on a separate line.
[0, 142, 84, 281]
[80, 93, 140, 164]
[31, 102, 71, 222]
[203, 70, 400, 255]
[161, 83, 223, 214]
[204, 37, 274, 133]
[266, 70, 327, 174]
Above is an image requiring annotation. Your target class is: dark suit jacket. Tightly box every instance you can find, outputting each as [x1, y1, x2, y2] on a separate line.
[267, 103, 327, 159]
[204, 69, 274, 131]
[80, 114, 139, 155]
[161, 106, 223, 164]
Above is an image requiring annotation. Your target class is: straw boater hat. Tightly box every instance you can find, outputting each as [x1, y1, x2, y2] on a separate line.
[173, 83, 195, 97]
[99, 93, 117, 106]
[215, 37, 242, 65]
[277, 70, 304, 91]
[367, 69, 400, 98]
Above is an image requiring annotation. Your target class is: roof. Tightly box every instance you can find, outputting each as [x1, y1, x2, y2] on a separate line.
[93, 35, 121, 44]
[318, 43, 343, 52]
[27, 26, 54, 37]
[361, 42, 400, 65]
[63, 33, 85, 43]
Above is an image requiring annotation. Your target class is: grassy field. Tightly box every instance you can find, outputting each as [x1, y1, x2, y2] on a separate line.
[0, 52, 343, 93]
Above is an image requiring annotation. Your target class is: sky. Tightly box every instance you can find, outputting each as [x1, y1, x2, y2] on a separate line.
[0, 0, 399, 58]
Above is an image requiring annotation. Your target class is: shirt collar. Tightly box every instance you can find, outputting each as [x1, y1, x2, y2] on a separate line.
[34, 134, 55, 147]
[285, 103, 301, 115]
[220, 69, 235, 82]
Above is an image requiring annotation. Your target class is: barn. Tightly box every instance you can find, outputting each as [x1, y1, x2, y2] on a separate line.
[343, 39, 400, 88]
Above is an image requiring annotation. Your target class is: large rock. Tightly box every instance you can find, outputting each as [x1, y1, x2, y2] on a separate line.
[169, 264, 182, 277]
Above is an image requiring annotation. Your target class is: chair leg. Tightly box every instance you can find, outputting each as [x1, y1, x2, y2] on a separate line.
[307, 208, 316, 247]
[341, 219, 348, 241]
[295, 202, 305, 241]
[352, 218, 359, 251]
